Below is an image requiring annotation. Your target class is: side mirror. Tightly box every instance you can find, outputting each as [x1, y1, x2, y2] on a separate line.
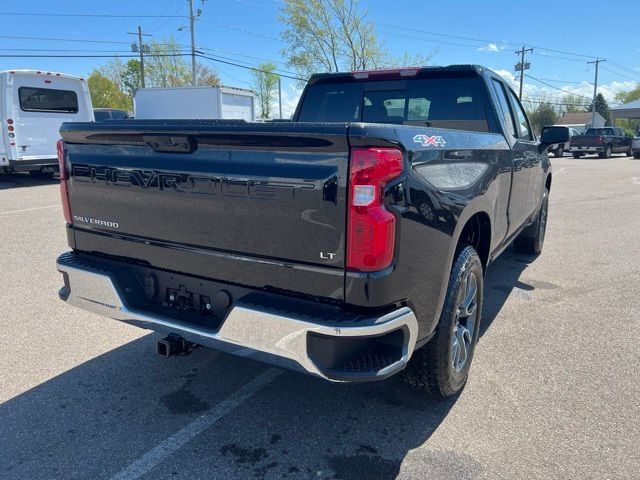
[539, 126, 570, 153]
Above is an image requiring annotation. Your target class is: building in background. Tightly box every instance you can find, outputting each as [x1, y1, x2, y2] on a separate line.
[556, 112, 605, 133]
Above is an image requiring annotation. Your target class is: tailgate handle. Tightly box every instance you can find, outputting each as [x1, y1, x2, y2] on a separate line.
[143, 135, 196, 154]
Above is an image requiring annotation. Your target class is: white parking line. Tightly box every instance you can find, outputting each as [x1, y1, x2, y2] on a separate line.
[110, 368, 283, 480]
[0, 205, 60, 215]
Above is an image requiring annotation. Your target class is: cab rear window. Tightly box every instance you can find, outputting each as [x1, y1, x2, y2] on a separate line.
[19, 87, 79, 114]
[297, 76, 490, 132]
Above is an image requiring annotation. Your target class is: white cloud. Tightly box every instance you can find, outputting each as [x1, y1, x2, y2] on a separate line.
[489, 68, 637, 106]
[478, 43, 500, 53]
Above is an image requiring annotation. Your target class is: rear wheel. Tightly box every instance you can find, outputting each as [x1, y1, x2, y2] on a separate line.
[554, 145, 564, 158]
[634, 152, 640, 159]
[514, 187, 549, 255]
[572, 152, 582, 159]
[403, 246, 483, 398]
[598, 145, 612, 159]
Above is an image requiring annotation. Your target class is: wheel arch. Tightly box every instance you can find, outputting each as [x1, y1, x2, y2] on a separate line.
[456, 211, 492, 271]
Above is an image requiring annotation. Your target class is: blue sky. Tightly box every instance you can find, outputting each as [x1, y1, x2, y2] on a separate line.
[2, 0, 639, 115]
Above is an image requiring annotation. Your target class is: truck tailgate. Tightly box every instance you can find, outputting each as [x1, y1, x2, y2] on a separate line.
[61, 121, 349, 300]
[570, 135, 597, 147]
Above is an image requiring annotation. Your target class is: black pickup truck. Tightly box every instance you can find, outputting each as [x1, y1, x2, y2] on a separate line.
[56, 65, 566, 398]
[569, 127, 633, 158]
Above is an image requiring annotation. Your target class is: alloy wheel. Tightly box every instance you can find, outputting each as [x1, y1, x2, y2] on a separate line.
[451, 271, 478, 373]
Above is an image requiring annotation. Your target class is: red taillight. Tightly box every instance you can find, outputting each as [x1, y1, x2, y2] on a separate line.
[57, 139, 73, 224]
[596, 135, 604, 145]
[347, 147, 403, 272]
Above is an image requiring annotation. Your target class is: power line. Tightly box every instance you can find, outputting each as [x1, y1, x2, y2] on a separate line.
[148, 1, 186, 35]
[146, 0, 181, 32]
[525, 74, 593, 101]
[377, 29, 486, 49]
[0, 34, 129, 45]
[533, 77, 588, 85]
[196, 46, 289, 66]
[0, 48, 139, 53]
[195, 52, 304, 81]
[600, 65, 640, 82]
[0, 11, 187, 18]
[379, 21, 640, 77]
[531, 52, 586, 63]
[0, 53, 191, 59]
[606, 60, 640, 79]
[196, 18, 285, 42]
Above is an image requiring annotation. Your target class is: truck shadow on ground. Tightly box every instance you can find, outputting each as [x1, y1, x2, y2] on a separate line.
[0, 251, 531, 480]
[480, 246, 535, 337]
[0, 172, 59, 190]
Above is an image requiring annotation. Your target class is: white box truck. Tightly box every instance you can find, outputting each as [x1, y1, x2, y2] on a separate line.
[134, 85, 255, 121]
[0, 70, 94, 177]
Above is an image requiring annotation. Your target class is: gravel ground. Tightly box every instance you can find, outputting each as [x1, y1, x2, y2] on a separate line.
[1, 155, 638, 480]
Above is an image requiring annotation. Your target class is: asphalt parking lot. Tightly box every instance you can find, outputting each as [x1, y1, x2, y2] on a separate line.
[1, 155, 639, 480]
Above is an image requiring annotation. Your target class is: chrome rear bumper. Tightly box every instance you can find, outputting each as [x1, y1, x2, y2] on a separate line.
[57, 253, 418, 381]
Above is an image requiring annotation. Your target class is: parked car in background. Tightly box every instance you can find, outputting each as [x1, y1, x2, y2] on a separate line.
[542, 125, 579, 157]
[93, 108, 129, 121]
[134, 85, 255, 121]
[56, 65, 565, 398]
[0, 70, 94, 177]
[632, 132, 640, 159]
[569, 127, 632, 158]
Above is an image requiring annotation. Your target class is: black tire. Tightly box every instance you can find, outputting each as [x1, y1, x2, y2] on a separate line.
[403, 246, 483, 398]
[29, 170, 55, 179]
[514, 187, 549, 255]
[634, 152, 640, 159]
[572, 152, 582, 159]
[554, 145, 564, 158]
[598, 145, 612, 159]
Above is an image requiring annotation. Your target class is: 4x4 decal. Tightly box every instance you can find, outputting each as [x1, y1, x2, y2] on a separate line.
[413, 134, 446, 147]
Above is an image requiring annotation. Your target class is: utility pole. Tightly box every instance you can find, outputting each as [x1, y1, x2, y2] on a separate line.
[588, 58, 605, 127]
[188, 0, 197, 86]
[127, 26, 151, 88]
[515, 45, 533, 100]
[278, 76, 282, 119]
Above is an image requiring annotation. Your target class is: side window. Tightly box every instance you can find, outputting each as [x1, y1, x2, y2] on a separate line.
[506, 89, 533, 140]
[491, 79, 516, 138]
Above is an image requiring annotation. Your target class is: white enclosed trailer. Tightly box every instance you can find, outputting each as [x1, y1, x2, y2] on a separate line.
[0, 70, 94, 176]
[134, 85, 255, 121]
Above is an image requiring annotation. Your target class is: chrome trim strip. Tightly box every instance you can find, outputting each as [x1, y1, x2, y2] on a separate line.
[57, 256, 418, 381]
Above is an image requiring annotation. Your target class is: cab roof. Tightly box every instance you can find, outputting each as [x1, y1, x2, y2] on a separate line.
[307, 65, 489, 85]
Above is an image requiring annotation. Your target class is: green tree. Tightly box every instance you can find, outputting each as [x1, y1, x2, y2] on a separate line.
[122, 59, 142, 96]
[195, 63, 221, 87]
[615, 85, 640, 104]
[252, 62, 279, 118]
[87, 71, 131, 110]
[528, 102, 558, 135]
[145, 38, 192, 87]
[280, 0, 387, 81]
[588, 93, 612, 125]
[143, 38, 220, 87]
[97, 57, 127, 92]
[561, 94, 588, 114]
